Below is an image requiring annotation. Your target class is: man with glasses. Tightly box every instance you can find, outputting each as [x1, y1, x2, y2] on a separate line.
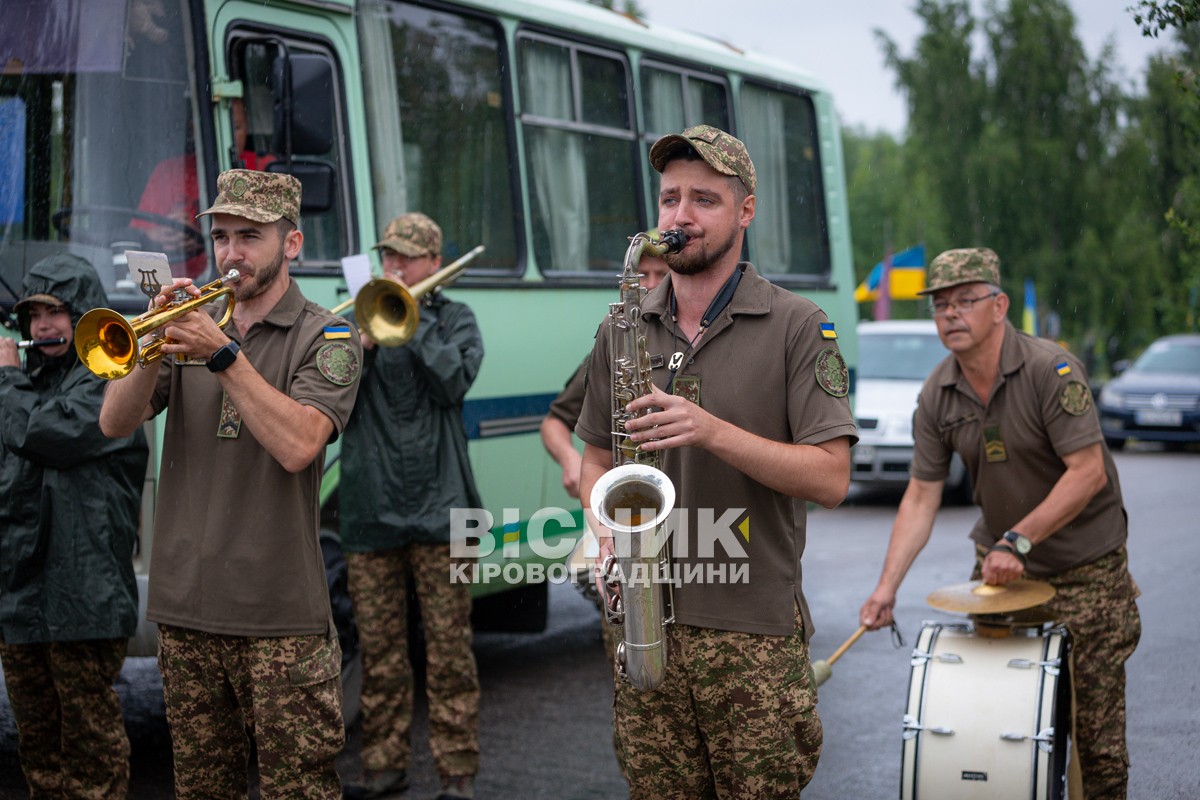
[340, 212, 483, 800]
[859, 248, 1140, 799]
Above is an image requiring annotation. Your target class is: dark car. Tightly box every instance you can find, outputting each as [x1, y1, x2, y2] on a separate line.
[1098, 334, 1200, 450]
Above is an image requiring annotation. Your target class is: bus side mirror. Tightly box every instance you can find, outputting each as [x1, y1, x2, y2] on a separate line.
[271, 53, 334, 156]
[266, 159, 335, 213]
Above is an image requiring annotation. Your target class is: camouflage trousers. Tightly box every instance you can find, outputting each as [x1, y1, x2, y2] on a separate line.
[613, 606, 821, 800]
[0, 637, 129, 799]
[157, 625, 344, 800]
[346, 545, 480, 780]
[973, 545, 1141, 800]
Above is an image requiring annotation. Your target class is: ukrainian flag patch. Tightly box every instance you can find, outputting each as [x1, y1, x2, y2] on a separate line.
[323, 325, 351, 340]
[1055, 361, 1071, 376]
[820, 322, 838, 340]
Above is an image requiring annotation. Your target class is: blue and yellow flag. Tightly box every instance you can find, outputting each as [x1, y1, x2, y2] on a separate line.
[820, 322, 838, 340]
[323, 325, 351, 340]
[1023, 279, 1039, 337]
[854, 245, 927, 303]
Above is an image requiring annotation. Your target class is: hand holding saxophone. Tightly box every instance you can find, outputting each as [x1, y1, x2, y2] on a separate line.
[623, 384, 713, 451]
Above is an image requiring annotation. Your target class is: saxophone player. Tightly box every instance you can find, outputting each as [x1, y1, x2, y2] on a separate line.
[576, 126, 857, 799]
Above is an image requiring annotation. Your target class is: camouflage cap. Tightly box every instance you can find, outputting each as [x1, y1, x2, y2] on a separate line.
[649, 124, 756, 195]
[197, 169, 301, 225]
[373, 212, 442, 257]
[919, 247, 1002, 295]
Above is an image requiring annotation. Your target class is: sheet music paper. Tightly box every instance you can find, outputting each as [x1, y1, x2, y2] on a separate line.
[123, 250, 173, 297]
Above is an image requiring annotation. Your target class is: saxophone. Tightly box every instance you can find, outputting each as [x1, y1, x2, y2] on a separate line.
[589, 228, 686, 691]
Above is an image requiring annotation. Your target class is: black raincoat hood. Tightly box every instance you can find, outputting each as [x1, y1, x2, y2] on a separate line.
[15, 253, 106, 371]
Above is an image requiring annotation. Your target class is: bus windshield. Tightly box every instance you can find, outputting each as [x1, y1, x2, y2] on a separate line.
[1, 0, 201, 310]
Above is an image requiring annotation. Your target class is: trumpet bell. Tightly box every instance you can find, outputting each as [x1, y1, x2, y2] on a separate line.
[75, 309, 139, 380]
[590, 463, 676, 533]
[72, 269, 240, 380]
[354, 278, 419, 347]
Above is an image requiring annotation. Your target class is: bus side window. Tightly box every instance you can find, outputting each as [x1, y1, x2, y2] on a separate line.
[740, 83, 830, 280]
[639, 62, 732, 227]
[518, 35, 641, 276]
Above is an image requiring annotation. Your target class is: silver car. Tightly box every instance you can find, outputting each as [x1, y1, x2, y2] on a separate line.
[852, 320, 970, 499]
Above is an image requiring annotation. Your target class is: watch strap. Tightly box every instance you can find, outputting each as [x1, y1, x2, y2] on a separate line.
[987, 542, 1027, 566]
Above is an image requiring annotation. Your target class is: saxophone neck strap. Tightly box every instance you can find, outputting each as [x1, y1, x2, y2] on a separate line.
[667, 265, 743, 383]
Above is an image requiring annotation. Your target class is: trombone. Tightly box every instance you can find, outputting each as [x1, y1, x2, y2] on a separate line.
[332, 245, 484, 347]
[74, 271, 241, 380]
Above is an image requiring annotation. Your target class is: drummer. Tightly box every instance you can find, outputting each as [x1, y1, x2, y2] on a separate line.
[858, 248, 1140, 800]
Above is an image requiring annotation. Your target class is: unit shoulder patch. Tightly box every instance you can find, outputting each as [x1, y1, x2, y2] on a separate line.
[1059, 380, 1092, 416]
[317, 342, 360, 386]
[815, 347, 849, 397]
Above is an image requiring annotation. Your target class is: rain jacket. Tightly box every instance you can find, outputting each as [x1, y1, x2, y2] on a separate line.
[340, 293, 484, 550]
[0, 254, 148, 644]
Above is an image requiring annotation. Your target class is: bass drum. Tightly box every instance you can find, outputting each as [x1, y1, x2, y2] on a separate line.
[901, 621, 1071, 800]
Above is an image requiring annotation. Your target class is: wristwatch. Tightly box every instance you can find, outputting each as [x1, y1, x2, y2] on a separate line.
[1002, 530, 1033, 556]
[207, 340, 240, 373]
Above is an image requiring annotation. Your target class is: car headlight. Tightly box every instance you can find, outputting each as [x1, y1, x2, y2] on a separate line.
[1098, 385, 1123, 408]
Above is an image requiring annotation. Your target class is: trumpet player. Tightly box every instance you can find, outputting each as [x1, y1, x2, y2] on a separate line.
[0, 254, 148, 798]
[99, 170, 362, 799]
[340, 213, 484, 800]
[576, 126, 857, 799]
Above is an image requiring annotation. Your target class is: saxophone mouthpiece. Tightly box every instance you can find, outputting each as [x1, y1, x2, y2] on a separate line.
[656, 229, 688, 254]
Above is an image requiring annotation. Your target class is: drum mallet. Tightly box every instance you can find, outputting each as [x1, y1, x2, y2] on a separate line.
[813, 625, 868, 686]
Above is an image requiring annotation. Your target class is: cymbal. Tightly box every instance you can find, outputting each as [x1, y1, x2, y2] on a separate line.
[926, 579, 1055, 614]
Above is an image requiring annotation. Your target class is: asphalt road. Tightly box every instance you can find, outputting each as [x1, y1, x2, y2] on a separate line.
[2, 446, 1197, 798]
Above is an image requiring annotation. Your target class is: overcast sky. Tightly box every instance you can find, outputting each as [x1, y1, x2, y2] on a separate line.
[642, 0, 1175, 136]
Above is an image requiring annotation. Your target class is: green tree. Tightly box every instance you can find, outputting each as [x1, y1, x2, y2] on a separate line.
[874, 0, 1173, 353]
[877, 0, 987, 246]
[1130, 0, 1200, 36]
[841, 126, 946, 320]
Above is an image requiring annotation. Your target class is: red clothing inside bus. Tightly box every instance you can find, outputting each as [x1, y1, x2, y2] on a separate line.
[135, 151, 274, 278]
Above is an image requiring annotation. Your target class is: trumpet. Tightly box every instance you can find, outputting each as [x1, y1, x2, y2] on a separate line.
[74, 271, 241, 380]
[332, 245, 484, 347]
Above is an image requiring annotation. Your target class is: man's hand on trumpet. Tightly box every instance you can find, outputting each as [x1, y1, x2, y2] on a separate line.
[145, 277, 230, 363]
[147, 276, 200, 310]
[158, 307, 231, 364]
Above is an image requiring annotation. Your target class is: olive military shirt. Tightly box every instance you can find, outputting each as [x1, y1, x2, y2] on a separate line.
[910, 322, 1127, 576]
[548, 359, 587, 429]
[146, 279, 362, 636]
[577, 264, 857, 638]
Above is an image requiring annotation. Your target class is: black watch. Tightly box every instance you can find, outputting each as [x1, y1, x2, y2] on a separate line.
[207, 341, 240, 373]
[1002, 530, 1033, 556]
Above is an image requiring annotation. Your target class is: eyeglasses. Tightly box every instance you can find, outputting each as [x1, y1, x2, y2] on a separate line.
[929, 290, 1000, 317]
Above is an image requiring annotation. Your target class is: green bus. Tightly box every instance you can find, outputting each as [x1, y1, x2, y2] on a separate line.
[0, 0, 858, 646]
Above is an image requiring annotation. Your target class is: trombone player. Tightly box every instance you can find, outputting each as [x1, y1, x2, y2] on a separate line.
[99, 169, 362, 799]
[340, 213, 484, 800]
